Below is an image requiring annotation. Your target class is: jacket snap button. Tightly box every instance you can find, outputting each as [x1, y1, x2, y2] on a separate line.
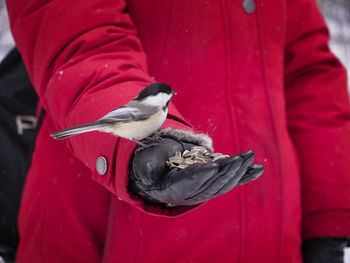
[96, 157, 108, 175]
[243, 0, 256, 14]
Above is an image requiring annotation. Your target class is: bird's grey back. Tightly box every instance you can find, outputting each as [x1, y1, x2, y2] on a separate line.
[96, 101, 158, 124]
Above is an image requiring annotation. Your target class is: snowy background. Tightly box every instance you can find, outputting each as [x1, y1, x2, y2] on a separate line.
[318, 0, 350, 91]
[317, 0, 350, 261]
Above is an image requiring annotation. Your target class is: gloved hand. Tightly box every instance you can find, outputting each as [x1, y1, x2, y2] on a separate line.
[302, 237, 349, 263]
[128, 134, 264, 206]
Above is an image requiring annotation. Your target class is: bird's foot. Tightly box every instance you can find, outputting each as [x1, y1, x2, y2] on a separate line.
[149, 132, 161, 141]
[130, 138, 148, 147]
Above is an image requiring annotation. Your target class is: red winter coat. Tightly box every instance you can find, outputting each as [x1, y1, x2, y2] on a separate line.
[7, 0, 350, 262]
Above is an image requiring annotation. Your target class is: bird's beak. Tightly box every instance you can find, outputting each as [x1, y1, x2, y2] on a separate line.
[172, 91, 177, 95]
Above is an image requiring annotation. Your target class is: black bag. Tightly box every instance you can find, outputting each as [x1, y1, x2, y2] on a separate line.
[0, 48, 38, 262]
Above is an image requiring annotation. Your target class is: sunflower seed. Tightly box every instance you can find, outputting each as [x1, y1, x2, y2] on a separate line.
[191, 146, 208, 152]
[169, 156, 184, 164]
[182, 150, 190, 157]
[194, 157, 206, 163]
[174, 151, 182, 157]
[210, 153, 223, 157]
[166, 146, 232, 170]
[183, 150, 198, 158]
[177, 164, 188, 170]
[213, 155, 230, 161]
[184, 159, 196, 165]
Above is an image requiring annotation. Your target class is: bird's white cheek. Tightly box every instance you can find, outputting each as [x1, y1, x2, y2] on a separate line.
[142, 94, 172, 107]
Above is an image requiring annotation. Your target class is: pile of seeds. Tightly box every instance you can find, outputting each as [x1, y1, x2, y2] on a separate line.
[166, 146, 230, 170]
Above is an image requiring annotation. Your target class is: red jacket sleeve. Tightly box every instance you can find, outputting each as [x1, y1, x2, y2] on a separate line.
[6, 0, 193, 215]
[284, 0, 350, 239]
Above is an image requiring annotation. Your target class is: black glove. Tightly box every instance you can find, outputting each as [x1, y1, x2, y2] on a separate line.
[128, 134, 264, 206]
[302, 237, 349, 263]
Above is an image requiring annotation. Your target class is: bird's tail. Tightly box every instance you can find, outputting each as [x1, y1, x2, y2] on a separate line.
[51, 123, 104, 140]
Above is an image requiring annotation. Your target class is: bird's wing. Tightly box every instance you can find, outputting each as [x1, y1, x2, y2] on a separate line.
[97, 102, 158, 124]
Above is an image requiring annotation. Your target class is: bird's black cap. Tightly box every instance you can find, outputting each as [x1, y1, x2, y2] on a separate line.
[134, 82, 174, 101]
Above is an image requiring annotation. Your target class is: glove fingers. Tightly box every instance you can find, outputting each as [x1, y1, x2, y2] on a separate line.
[171, 163, 219, 194]
[179, 162, 221, 194]
[237, 164, 264, 186]
[171, 151, 254, 198]
[212, 151, 255, 197]
[185, 155, 244, 201]
[185, 151, 255, 202]
[145, 163, 219, 203]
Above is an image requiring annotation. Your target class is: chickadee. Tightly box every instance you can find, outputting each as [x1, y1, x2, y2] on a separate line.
[51, 82, 176, 145]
